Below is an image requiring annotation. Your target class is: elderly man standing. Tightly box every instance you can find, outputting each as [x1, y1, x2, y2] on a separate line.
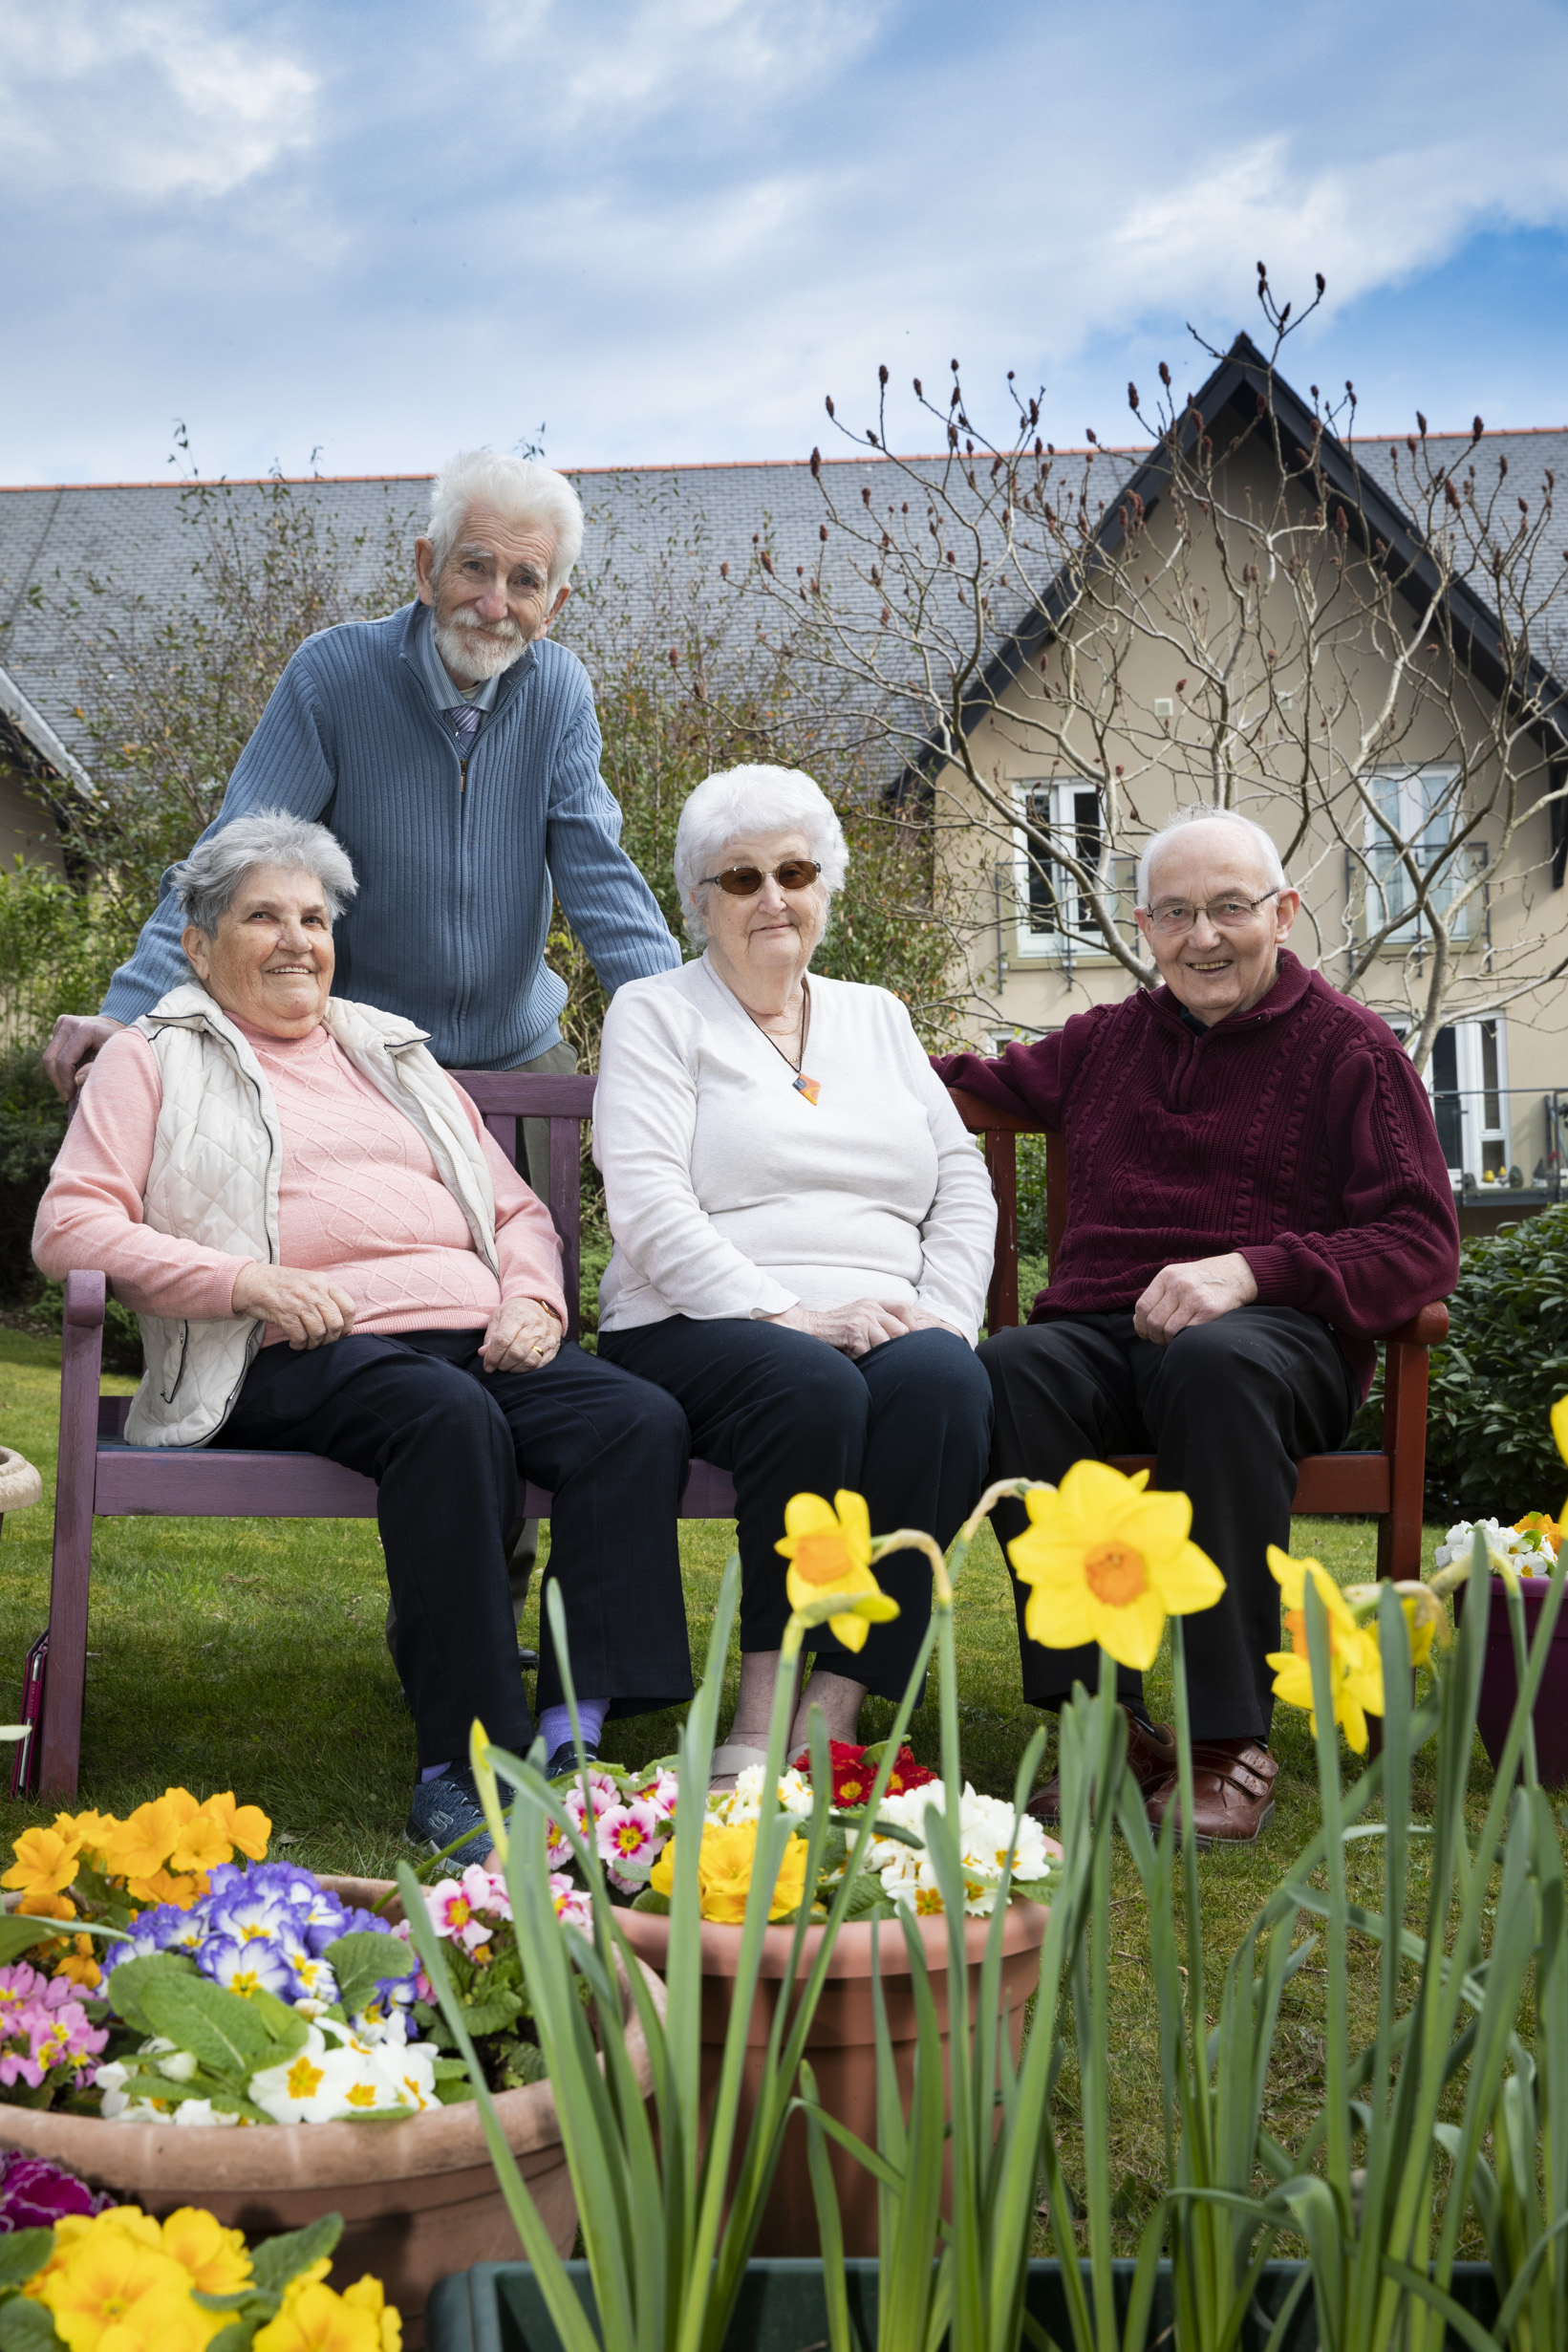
[44, 448, 679, 1162]
[43, 448, 680, 1618]
[936, 807, 1459, 1845]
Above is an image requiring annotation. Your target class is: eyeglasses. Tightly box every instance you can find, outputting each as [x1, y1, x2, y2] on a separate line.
[699, 860, 822, 896]
[1142, 889, 1281, 937]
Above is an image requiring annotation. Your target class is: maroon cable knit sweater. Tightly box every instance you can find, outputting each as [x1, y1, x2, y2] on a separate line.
[934, 951, 1460, 1398]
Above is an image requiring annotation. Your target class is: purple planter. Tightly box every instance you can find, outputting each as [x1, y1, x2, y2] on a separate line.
[1467, 1574, 1568, 1785]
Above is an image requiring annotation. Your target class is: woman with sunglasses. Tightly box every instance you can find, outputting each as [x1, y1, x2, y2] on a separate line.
[593, 765, 996, 1780]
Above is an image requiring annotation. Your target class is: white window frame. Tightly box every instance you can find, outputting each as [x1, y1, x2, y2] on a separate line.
[1422, 1015, 1510, 1184]
[1362, 766, 1477, 944]
[1010, 780, 1133, 963]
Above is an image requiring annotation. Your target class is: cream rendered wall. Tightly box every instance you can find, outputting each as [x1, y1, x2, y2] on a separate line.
[934, 438, 1568, 1143]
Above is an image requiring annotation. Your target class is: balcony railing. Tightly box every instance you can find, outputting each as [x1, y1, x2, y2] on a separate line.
[1432, 1086, 1568, 1202]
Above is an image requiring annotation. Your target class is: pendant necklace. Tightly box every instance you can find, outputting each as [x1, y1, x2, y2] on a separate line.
[743, 981, 821, 1105]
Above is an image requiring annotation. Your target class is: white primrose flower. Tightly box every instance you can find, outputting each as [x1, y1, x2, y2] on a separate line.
[248, 2018, 438, 2124]
[172, 2099, 240, 2127]
[1434, 1518, 1557, 1575]
[868, 1781, 1049, 1919]
[707, 1766, 813, 1827]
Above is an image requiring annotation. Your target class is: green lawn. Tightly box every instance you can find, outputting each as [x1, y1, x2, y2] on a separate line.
[0, 1330, 1510, 2251]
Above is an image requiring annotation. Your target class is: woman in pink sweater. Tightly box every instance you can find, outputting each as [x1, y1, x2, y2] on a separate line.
[34, 810, 691, 1860]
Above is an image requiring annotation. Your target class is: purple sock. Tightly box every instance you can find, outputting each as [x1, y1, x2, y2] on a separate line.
[539, 1699, 609, 1755]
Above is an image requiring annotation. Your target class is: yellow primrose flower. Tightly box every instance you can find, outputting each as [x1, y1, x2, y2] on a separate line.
[341, 2276, 401, 2352]
[1006, 1460, 1225, 1671]
[650, 1821, 809, 1925]
[775, 1491, 899, 1653]
[2, 1823, 82, 1903]
[55, 1937, 102, 1993]
[156, 2210, 252, 2298]
[254, 2276, 397, 2352]
[54, 1810, 118, 1869]
[103, 1797, 183, 1885]
[199, 1791, 272, 1863]
[1266, 1546, 1385, 1753]
[32, 2224, 222, 2352]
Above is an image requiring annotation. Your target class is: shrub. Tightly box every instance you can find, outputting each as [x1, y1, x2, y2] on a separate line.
[1350, 1203, 1568, 1521]
[0, 1050, 69, 1305]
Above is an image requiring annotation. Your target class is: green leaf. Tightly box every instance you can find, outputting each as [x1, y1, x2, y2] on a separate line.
[842, 1874, 897, 1921]
[0, 2235, 53, 2294]
[458, 1988, 526, 2039]
[629, 1888, 670, 1914]
[248, 2213, 343, 2298]
[100, 1952, 200, 2037]
[0, 2298, 62, 2350]
[137, 1974, 299, 2084]
[323, 1931, 415, 2020]
[0, 1919, 73, 1970]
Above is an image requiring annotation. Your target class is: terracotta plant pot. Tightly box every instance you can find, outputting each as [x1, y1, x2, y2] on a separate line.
[0, 1877, 664, 2349]
[1467, 1574, 1568, 1785]
[619, 1898, 1048, 2257]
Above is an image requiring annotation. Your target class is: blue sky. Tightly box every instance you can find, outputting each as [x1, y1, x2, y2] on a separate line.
[3, 0, 1567, 485]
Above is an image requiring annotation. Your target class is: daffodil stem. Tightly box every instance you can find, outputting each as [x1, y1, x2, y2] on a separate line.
[872, 1526, 951, 1607]
[1305, 1578, 1352, 2211]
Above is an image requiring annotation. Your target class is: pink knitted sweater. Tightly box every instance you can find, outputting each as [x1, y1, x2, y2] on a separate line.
[32, 1019, 568, 1348]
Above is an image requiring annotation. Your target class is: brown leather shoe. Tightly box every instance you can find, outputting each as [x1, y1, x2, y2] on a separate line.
[1145, 1739, 1278, 1846]
[1026, 1705, 1178, 1826]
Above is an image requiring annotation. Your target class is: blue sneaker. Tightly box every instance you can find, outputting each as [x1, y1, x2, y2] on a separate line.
[405, 1765, 493, 1864]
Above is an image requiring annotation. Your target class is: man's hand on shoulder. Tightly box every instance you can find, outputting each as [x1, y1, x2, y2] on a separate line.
[43, 1014, 124, 1101]
[1133, 1253, 1258, 1345]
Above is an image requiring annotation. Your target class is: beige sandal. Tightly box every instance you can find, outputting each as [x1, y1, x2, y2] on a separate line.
[708, 1738, 772, 1790]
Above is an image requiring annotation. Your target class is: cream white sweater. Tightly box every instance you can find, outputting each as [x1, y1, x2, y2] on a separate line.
[592, 957, 997, 1342]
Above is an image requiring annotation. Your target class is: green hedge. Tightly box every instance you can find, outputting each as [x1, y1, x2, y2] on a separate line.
[1351, 1202, 1568, 1523]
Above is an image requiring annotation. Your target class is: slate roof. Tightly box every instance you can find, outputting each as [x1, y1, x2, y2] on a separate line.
[3, 337, 1566, 789]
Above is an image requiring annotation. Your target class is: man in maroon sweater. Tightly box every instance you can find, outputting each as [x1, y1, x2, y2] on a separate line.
[935, 809, 1459, 1843]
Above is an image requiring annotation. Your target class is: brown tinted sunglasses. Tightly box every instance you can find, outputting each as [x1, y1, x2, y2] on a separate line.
[699, 859, 822, 896]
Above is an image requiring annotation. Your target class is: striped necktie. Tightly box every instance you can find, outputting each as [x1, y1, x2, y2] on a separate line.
[447, 702, 482, 754]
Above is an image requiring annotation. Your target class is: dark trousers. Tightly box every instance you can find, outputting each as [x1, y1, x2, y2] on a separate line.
[979, 1308, 1360, 1742]
[225, 1328, 693, 1770]
[599, 1318, 993, 1701]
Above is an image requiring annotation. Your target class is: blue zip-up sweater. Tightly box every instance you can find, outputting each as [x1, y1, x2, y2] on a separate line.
[102, 601, 681, 1068]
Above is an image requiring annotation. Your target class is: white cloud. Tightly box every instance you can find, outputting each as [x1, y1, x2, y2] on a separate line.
[0, 0, 313, 199]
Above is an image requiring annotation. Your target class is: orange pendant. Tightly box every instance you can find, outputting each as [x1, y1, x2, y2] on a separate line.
[794, 1073, 822, 1106]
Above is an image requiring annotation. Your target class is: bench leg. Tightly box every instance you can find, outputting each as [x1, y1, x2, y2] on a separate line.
[1376, 1336, 1430, 1585]
[40, 1274, 105, 1799]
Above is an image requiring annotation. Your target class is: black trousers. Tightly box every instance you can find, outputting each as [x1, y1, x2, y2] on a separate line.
[598, 1318, 993, 1701]
[979, 1308, 1360, 1742]
[225, 1328, 693, 1770]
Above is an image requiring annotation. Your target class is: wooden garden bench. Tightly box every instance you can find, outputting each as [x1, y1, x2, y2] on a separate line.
[34, 1071, 1447, 1796]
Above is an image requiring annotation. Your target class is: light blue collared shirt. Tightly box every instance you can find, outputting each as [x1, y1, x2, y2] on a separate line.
[410, 599, 505, 723]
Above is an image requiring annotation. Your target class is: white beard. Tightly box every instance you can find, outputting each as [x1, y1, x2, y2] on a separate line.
[434, 610, 528, 682]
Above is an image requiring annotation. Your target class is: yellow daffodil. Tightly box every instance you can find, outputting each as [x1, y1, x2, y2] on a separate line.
[1265, 1546, 1385, 1753]
[156, 2210, 252, 2298]
[1006, 1460, 1225, 1671]
[650, 1822, 810, 1925]
[1553, 1393, 1568, 1470]
[2, 1823, 81, 1904]
[1400, 1595, 1436, 1670]
[775, 1491, 899, 1653]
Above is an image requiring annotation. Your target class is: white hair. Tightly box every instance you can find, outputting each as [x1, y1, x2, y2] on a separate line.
[1137, 806, 1287, 905]
[172, 809, 358, 938]
[675, 765, 848, 947]
[425, 450, 584, 595]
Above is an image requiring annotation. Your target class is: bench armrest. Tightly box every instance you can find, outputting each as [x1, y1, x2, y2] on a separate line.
[63, 1270, 106, 1327]
[1377, 1304, 1450, 1349]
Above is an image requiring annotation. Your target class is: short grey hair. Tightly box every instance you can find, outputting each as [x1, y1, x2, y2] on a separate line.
[674, 765, 848, 947]
[1137, 806, 1287, 905]
[173, 810, 358, 939]
[425, 450, 584, 596]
